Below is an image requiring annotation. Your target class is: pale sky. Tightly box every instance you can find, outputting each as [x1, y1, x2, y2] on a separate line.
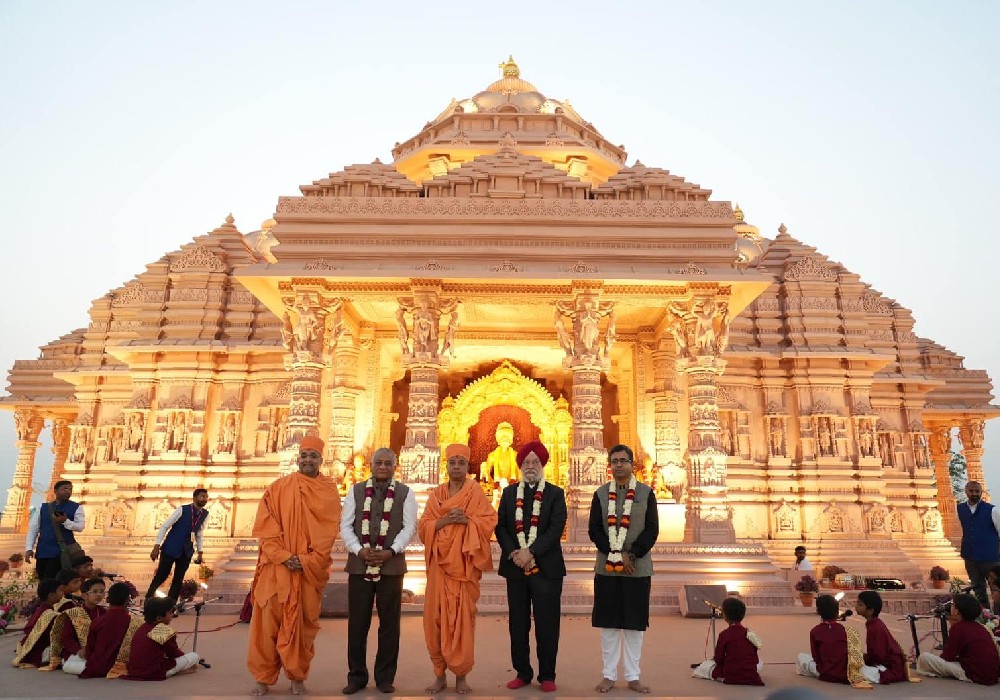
[1, 1, 998, 503]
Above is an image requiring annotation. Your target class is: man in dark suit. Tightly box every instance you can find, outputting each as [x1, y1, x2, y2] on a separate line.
[494, 440, 567, 693]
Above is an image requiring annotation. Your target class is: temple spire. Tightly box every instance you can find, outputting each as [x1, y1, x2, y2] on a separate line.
[499, 54, 520, 78]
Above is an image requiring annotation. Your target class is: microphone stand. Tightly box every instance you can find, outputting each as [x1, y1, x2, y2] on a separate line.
[190, 596, 223, 669]
[690, 601, 723, 669]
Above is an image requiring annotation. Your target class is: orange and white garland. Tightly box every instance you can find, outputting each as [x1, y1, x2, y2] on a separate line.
[515, 479, 545, 576]
[360, 477, 395, 582]
[605, 477, 636, 573]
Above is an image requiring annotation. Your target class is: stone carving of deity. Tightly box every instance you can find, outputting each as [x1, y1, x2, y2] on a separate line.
[912, 434, 929, 468]
[412, 305, 435, 354]
[602, 310, 617, 359]
[14, 411, 28, 441]
[923, 509, 942, 533]
[294, 303, 320, 350]
[769, 417, 786, 457]
[827, 507, 845, 533]
[69, 426, 91, 463]
[890, 510, 904, 533]
[481, 422, 519, 487]
[219, 413, 238, 453]
[817, 418, 833, 456]
[439, 309, 459, 358]
[126, 413, 145, 451]
[554, 310, 574, 357]
[267, 409, 288, 453]
[721, 425, 734, 456]
[556, 297, 614, 360]
[395, 307, 410, 354]
[858, 420, 875, 457]
[577, 300, 601, 354]
[868, 506, 887, 533]
[168, 412, 189, 451]
[693, 301, 716, 353]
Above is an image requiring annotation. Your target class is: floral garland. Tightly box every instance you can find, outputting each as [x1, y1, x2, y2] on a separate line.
[360, 477, 396, 582]
[515, 479, 545, 576]
[605, 477, 637, 572]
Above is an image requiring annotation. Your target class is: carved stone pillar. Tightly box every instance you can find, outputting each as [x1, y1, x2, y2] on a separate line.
[327, 330, 361, 478]
[929, 424, 960, 540]
[281, 292, 328, 463]
[555, 292, 615, 486]
[0, 409, 46, 533]
[668, 294, 734, 543]
[649, 336, 681, 468]
[395, 290, 458, 484]
[959, 418, 986, 488]
[46, 418, 71, 494]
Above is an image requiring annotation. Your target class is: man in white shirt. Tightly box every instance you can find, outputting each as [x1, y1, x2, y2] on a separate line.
[144, 489, 210, 601]
[25, 480, 86, 578]
[793, 545, 814, 582]
[957, 481, 1000, 608]
[339, 448, 418, 694]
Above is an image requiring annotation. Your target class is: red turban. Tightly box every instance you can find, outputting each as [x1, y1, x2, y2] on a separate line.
[299, 435, 325, 453]
[444, 443, 471, 460]
[516, 440, 549, 467]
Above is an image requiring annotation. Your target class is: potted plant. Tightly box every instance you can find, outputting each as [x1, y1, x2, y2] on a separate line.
[929, 566, 949, 589]
[8, 553, 23, 570]
[821, 565, 847, 587]
[795, 575, 820, 606]
[197, 564, 214, 582]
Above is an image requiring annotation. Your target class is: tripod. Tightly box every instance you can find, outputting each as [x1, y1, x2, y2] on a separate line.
[902, 598, 951, 667]
[190, 596, 223, 669]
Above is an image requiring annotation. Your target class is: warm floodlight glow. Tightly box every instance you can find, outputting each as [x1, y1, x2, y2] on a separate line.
[154, 589, 167, 598]
[834, 591, 845, 601]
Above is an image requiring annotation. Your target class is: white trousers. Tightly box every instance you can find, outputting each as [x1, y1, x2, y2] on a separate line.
[692, 658, 763, 681]
[600, 628, 643, 682]
[796, 653, 819, 678]
[62, 653, 86, 675]
[916, 652, 970, 682]
[166, 652, 201, 677]
[860, 664, 885, 684]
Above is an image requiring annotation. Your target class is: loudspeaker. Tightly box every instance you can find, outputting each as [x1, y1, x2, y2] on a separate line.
[678, 584, 727, 618]
[320, 582, 348, 618]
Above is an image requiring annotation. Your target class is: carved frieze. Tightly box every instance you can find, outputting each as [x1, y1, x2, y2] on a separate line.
[169, 245, 226, 272]
[783, 256, 838, 282]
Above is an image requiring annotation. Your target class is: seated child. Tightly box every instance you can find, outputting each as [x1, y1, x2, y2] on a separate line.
[80, 581, 138, 679]
[48, 577, 107, 674]
[917, 593, 1000, 685]
[12, 579, 62, 668]
[121, 596, 199, 680]
[55, 569, 84, 610]
[692, 597, 764, 685]
[855, 590, 912, 684]
[796, 593, 872, 688]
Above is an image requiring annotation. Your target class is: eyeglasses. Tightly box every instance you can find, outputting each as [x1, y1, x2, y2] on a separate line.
[609, 458, 633, 466]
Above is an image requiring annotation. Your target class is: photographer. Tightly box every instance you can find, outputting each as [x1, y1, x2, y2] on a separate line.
[24, 480, 85, 579]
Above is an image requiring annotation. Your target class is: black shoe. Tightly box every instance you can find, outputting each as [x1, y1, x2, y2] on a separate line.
[377, 683, 395, 693]
[342, 682, 366, 695]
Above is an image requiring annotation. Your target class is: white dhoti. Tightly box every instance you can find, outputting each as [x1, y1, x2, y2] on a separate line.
[166, 652, 201, 677]
[796, 653, 819, 678]
[61, 653, 86, 675]
[600, 628, 644, 682]
[916, 652, 969, 682]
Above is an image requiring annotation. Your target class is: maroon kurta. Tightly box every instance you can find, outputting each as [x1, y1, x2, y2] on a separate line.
[863, 617, 907, 684]
[59, 605, 106, 659]
[712, 623, 764, 685]
[810, 620, 848, 684]
[122, 622, 184, 681]
[14, 603, 56, 667]
[80, 607, 133, 679]
[940, 620, 1000, 686]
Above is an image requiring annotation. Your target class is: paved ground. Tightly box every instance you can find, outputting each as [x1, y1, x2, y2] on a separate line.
[0, 606, 992, 699]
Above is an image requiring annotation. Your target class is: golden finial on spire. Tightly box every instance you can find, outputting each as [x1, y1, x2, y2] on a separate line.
[499, 55, 520, 79]
[734, 203, 745, 222]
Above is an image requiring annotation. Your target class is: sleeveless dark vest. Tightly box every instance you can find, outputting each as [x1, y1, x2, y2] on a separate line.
[345, 481, 409, 576]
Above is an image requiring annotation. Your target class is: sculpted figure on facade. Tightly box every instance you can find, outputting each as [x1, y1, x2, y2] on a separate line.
[857, 419, 876, 457]
[554, 309, 574, 357]
[167, 411, 189, 452]
[817, 417, 833, 456]
[293, 301, 321, 353]
[912, 433, 929, 468]
[324, 301, 346, 359]
[69, 425, 91, 463]
[219, 413, 239, 453]
[768, 416, 786, 458]
[395, 306, 410, 354]
[396, 296, 458, 359]
[555, 296, 613, 360]
[439, 308, 459, 358]
[667, 297, 730, 358]
[602, 309, 617, 359]
[126, 412, 145, 451]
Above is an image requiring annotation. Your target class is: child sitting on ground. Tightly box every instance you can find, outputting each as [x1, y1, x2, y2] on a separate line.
[55, 569, 83, 610]
[81, 581, 138, 679]
[692, 597, 764, 685]
[121, 596, 200, 680]
[916, 593, 1000, 685]
[796, 593, 872, 688]
[855, 590, 914, 685]
[12, 579, 63, 668]
[47, 577, 107, 674]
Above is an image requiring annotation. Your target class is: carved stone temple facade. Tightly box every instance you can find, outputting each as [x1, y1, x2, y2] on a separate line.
[2, 59, 996, 608]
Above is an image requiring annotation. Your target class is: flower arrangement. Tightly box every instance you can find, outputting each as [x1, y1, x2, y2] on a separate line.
[929, 566, 949, 581]
[198, 564, 214, 581]
[0, 601, 15, 634]
[117, 579, 139, 601]
[0, 579, 31, 635]
[821, 565, 847, 581]
[178, 579, 199, 601]
[795, 575, 820, 593]
[979, 607, 998, 635]
[8, 552, 23, 563]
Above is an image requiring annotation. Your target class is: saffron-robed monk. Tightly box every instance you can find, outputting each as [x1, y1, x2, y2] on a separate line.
[418, 443, 497, 695]
[246, 435, 341, 696]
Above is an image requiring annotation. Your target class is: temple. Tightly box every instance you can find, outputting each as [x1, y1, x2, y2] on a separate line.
[2, 58, 997, 609]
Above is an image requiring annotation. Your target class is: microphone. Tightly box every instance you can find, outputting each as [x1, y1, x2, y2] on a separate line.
[101, 572, 121, 579]
[838, 609, 853, 622]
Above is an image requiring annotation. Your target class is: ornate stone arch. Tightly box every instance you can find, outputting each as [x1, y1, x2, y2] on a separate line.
[438, 360, 571, 485]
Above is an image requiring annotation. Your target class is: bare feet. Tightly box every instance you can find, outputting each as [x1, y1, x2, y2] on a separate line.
[596, 678, 615, 693]
[291, 680, 307, 695]
[627, 680, 650, 694]
[456, 676, 471, 695]
[425, 675, 447, 693]
[250, 682, 269, 696]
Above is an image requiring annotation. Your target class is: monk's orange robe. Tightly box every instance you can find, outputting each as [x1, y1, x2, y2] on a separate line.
[418, 479, 497, 677]
[246, 471, 341, 684]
